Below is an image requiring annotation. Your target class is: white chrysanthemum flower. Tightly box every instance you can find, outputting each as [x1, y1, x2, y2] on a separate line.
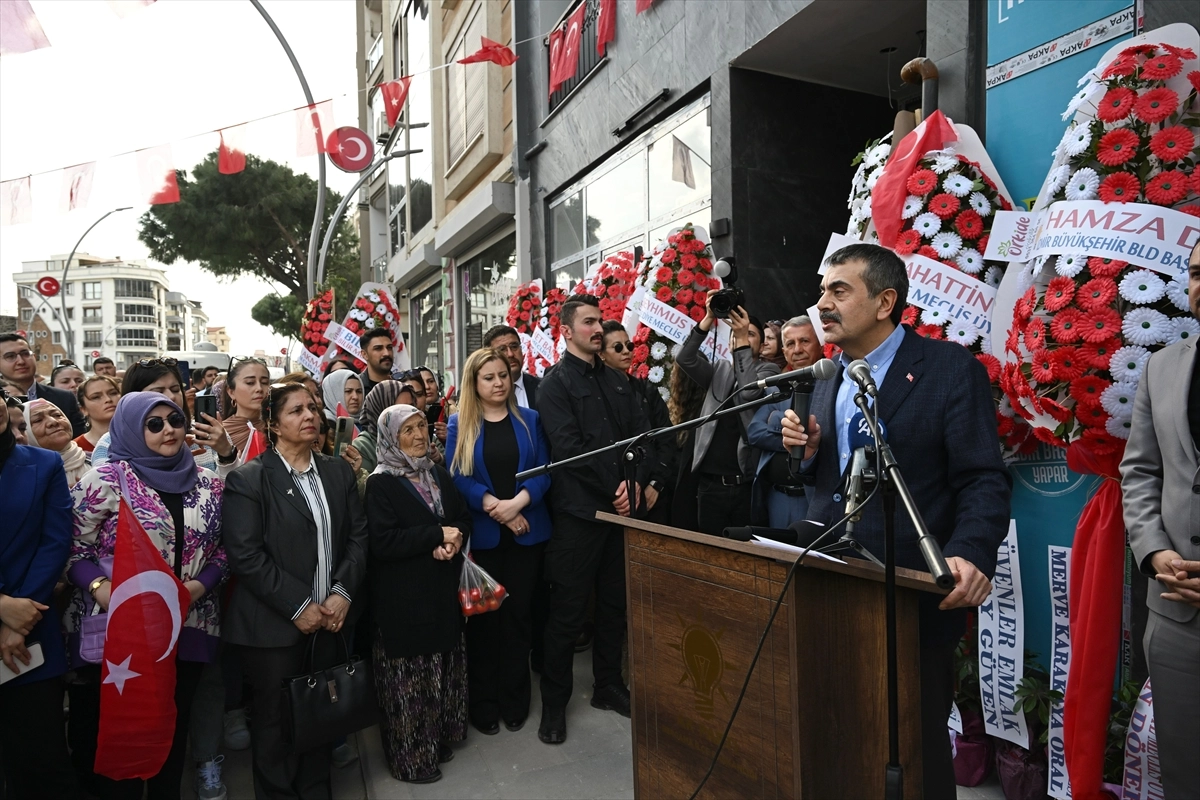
[865, 168, 883, 191]
[969, 192, 992, 217]
[921, 307, 947, 326]
[1062, 81, 1104, 120]
[650, 342, 668, 360]
[1061, 125, 1093, 157]
[931, 154, 960, 175]
[861, 196, 873, 218]
[932, 232, 963, 259]
[648, 366, 665, 384]
[1118, 270, 1166, 304]
[1166, 316, 1200, 344]
[999, 395, 1016, 418]
[944, 174, 973, 197]
[865, 143, 891, 168]
[1064, 167, 1099, 201]
[1046, 165, 1071, 196]
[946, 324, 981, 346]
[956, 250, 985, 275]
[1109, 346, 1151, 382]
[1016, 264, 1035, 293]
[1101, 381, 1138, 421]
[1054, 254, 1086, 278]
[658, 386, 670, 402]
[983, 266, 1003, 288]
[1105, 415, 1132, 439]
[979, 331, 993, 354]
[913, 212, 942, 239]
[1122, 307, 1170, 346]
[1165, 277, 1190, 312]
[901, 195, 923, 219]
[670, 344, 682, 358]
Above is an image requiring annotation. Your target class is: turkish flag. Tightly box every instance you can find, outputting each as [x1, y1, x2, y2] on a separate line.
[296, 100, 334, 157]
[1, 176, 32, 226]
[218, 125, 247, 175]
[596, 0, 616, 55]
[548, 3, 585, 96]
[869, 110, 957, 248]
[61, 162, 96, 212]
[457, 37, 517, 67]
[236, 421, 269, 466]
[379, 77, 412, 128]
[95, 498, 190, 780]
[636, 0, 655, 14]
[0, 0, 51, 56]
[136, 145, 180, 205]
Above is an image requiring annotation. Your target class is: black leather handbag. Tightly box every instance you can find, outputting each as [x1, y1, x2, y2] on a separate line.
[280, 631, 379, 752]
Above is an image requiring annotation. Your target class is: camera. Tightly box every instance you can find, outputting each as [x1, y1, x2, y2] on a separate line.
[709, 256, 744, 319]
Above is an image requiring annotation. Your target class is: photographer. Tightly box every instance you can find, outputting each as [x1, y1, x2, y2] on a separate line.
[675, 294, 780, 536]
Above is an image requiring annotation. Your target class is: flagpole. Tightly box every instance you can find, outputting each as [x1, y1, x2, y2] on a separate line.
[60, 206, 132, 362]
[249, 0, 325, 301]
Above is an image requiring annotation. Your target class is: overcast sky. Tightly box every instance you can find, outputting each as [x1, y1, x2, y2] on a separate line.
[0, 0, 364, 356]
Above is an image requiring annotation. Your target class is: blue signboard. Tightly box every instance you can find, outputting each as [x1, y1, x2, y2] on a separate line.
[988, 0, 1135, 65]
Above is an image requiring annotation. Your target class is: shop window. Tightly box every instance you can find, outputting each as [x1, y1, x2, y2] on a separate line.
[410, 281, 443, 378]
[550, 192, 585, 262]
[648, 109, 711, 220]
[586, 152, 646, 246]
[460, 234, 516, 362]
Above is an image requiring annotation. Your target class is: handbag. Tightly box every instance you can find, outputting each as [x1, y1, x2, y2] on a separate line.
[280, 631, 379, 753]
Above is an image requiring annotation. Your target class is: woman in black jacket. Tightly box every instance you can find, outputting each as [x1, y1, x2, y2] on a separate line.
[221, 383, 369, 800]
[365, 404, 470, 785]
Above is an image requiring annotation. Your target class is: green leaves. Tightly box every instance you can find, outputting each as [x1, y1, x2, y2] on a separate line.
[251, 293, 304, 340]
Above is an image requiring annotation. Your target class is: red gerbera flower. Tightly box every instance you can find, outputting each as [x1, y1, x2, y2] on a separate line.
[1005, 326, 1021, 356]
[1102, 54, 1139, 79]
[1079, 337, 1121, 369]
[1096, 129, 1140, 166]
[1145, 170, 1189, 206]
[1024, 317, 1047, 351]
[1076, 403, 1109, 429]
[976, 353, 1001, 382]
[1149, 126, 1194, 162]
[677, 269, 696, 285]
[1050, 347, 1085, 381]
[976, 234, 989, 255]
[1069, 375, 1110, 406]
[917, 245, 940, 261]
[662, 248, 678, 264]
[1039, 397, 1071, 424]
[1080, 307, 1123, 343]
[1044, 277, 1076, 312]
[1141, 52, 1183, 80]
[1179, 205, 1200, 218]
[916, 324, 944, 340]
[1033, 427, 1068, 449]
[1087, 257, 1127, 278]
[1016, 286, 1037, 320]
[635, 364, 649, 380]
[1162, 44, 1197, 60]
[692, 290, 707, 307]
[689, 305, 706, 322]
[907, 169, 938, 196]
[676, 288, 694, 305]
[680, 253, 698, 269]
[1049, 308, 1084, 344]
[1098, 173, 1141, 203]
[655, 266, 673, 283]
[655, 286, 673, 302]
[997, 415, 1015, 436]
[1194, 172, 1200, 195]
[633, 344, 650, 362]
[674, 304, 689, 316]
[955, 209, 983, 238]
[1082, 427, 1121, 456]
[1190, 70, 1200, 93]
[895, 229, 922, 254]
[901, 306, 919, 327]
[1076, 277, 1118, 311]
[1096, 87, 1136, 122]
[929, 193, 960, 219]
[1134, 88, 1178, 124]
[1030, 348, 1056, 383]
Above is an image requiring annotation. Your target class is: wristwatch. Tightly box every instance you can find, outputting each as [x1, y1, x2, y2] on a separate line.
[648, 479, 664, 493]
[88, 576, 109, 596]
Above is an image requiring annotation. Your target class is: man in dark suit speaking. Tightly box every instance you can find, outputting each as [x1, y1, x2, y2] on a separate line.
[781, 243, 1011, 798]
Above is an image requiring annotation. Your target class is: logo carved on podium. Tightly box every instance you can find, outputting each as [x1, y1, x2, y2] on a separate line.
[671, 616, 733, 720]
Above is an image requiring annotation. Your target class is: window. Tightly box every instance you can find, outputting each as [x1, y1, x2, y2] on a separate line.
[393, 20, 402, 77]
[115, 329, 156, 347]
[53, 354, 62, 367]
[21, 308, 33, 322]
[460, 234, 516, 364]
[406, 7, 433, 235]
[369, 89, 387, 144]
[20, 285, 35, 298]
[445, 6, 486, 167]
[118, 304, 156, 324]
[83, 330, 103, 348]
[410, 281, 443, 379]
[115, 279, 154, 299]
[52, 331, 61, 344]
[83, 307, 102, 323]
[83, 282, 102, 300]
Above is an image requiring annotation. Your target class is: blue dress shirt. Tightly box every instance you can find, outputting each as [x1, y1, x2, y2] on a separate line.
[833, 323, 907, 473]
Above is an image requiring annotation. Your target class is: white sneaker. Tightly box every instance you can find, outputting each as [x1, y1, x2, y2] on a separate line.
[332, 739, 359, 768]
[223, 708, 250, 751]
[196, 756, 228, 800]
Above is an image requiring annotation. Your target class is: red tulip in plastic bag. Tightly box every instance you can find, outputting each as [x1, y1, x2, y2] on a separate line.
[459, 556, 507, 616]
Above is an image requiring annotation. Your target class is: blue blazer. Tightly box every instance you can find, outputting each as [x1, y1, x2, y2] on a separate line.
[0, 445, 73, 686]
[445, 408, 553, 549]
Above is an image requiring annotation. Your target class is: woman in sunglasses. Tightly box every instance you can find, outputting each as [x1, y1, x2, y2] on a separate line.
[66, 392, 228, 797]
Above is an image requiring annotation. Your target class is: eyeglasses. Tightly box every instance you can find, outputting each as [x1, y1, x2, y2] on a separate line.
[144, 411, 187, 433]
[493, 343, 522, 354]
[1, 349, 34, 363]
[136, 357, 178, 368]
[609, 342, 631, 353]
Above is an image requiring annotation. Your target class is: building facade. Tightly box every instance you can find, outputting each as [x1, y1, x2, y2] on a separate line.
[206, 326, 231, 353]
[165, 292, 210, 352]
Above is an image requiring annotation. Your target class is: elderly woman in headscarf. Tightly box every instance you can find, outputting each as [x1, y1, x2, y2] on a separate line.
[23, 398, 89, 486]
[66, 392, 228, 797]
[321, 369, 365, 425]
[364, 404, 470, 784]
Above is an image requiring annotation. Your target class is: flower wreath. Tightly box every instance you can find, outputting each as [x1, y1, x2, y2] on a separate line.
[505, 281, 543, 335]
[523, 287, 568, 375]
[300, 288, 335, 357]
[1000, 41, 1200, 454]
[334, 288, 406, 372]
[573, 250, 640, 321]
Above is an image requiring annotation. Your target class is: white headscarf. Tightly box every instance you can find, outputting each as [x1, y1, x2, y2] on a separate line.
[321, 369, 363, 424]
[24, 398, 88, 485]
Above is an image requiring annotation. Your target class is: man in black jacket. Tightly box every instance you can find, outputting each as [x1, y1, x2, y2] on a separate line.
[536, 296, 651, 744]
[484, 324, 540, 410]
[0, 334, 87, 437]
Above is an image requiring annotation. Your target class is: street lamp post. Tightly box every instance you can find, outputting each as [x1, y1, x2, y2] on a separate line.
[59, 206, 133, 362]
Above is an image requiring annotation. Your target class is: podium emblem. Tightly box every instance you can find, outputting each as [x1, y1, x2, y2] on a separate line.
[672, 617, 733, 720]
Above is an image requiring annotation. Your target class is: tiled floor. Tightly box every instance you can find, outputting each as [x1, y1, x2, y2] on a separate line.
[187, 649, 1004, 799]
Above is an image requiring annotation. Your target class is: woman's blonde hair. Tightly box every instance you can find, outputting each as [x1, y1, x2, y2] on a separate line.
[451, 348, 529, 477]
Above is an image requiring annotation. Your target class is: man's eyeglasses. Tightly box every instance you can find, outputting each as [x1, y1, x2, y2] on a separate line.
[145, 411, 187, 433]
[136, 357, 178, 368]
[493, 343, 522, 354]
[608, 342, 631, 353]
[1, 349, 34, 363]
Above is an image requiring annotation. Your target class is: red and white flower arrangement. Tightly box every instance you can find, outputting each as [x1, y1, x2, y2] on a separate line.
[505, 281, 543, 335]
[334, 287, 407, 372]
[572, 250, 639, 321]
[299, 288, 335, 358]
[1000, 40, 1200, 454]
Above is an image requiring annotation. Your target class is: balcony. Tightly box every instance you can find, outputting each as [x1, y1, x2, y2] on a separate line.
[548, 0, 605, 115]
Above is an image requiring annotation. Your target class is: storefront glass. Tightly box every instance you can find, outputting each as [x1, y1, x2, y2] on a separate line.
[460, 234, 517, 361]
[410, 281, 443, 378]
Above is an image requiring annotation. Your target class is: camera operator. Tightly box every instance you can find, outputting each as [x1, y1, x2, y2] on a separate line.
[675, 294, 780, 536]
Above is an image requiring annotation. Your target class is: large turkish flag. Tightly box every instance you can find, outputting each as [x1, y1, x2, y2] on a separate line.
[94, 498, 190, 781]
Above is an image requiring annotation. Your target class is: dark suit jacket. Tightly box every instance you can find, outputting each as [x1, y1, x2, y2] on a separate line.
[32, 382, 87, 438]
[221, 450, 369, 649]
[0, 445, 73, 686]
[365, 468, 470, 659]
[794, 327, 1012, 644]
[519, 372, 540, 411]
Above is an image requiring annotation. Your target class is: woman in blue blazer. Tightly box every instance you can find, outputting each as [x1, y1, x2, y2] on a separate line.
[446, 348, 552, 735]
[0, 394, 79, 797]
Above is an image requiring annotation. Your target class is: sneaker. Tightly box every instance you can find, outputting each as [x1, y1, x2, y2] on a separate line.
[196, 756, 228, 800]
[332, 739, 359, 768]
[223, 709, 250, 751]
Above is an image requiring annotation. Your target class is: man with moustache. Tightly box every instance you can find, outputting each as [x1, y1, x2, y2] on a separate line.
[780, 243, 1010, 799]
[357, 328, 395, 397]
[1119, 240, 1200, 799]
[0, 333, 87, 437]
[746, 315, 825, 527]
[536, 295, 652, 744]
[483, 324, 540, 410]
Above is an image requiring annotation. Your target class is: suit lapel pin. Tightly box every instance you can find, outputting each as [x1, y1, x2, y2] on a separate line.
[287, 488, 294, 496]
[906, 373, 914, 382]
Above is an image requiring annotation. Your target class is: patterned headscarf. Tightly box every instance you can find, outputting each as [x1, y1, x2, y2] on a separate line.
[360, 380, 416, 434]
[374, 404, 443, 516]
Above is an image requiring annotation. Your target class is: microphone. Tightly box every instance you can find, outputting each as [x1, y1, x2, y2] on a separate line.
[844, 410, 887, 529]
[723, 521, 827, 548]
[788, 383, 812, 475]
[847, 359, 877, 396]
[754, 358, 838, 389]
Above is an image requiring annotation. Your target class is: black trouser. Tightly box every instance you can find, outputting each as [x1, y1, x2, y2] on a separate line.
[0, 676, 78, 799]
[539, 514, 627, 710]
[695, 475, 753, 536]
[919, 640, 958, 800]
[68, 659, 204, 800]
[467, 539, 545, 726]
[241, 633, 345, 800]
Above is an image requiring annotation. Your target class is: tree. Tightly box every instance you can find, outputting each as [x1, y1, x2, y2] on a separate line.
[138, 151, 361, 336]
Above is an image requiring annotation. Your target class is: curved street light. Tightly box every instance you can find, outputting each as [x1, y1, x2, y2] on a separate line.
[59, 206, 132, 361]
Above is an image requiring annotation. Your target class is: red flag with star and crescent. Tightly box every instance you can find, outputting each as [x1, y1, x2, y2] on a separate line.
[457, 37, 517, 67]
[236, 421, 269, 467]
[379, 77, 412, 128]
[94, 498, 190, 780]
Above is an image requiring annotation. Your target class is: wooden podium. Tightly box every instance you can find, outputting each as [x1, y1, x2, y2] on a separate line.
[599, 512, 946, 799]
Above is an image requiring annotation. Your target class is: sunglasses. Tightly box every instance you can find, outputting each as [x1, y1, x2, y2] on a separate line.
[136, 357, 178, 368]
[609, 341, 631, 353]
[144, 411, 187, 433]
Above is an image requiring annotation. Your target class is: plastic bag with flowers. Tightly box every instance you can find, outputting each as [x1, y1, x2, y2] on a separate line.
[572, 251, 640, 321]
[299, 288, 335, 358]
[998, 32, 1199, 455]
